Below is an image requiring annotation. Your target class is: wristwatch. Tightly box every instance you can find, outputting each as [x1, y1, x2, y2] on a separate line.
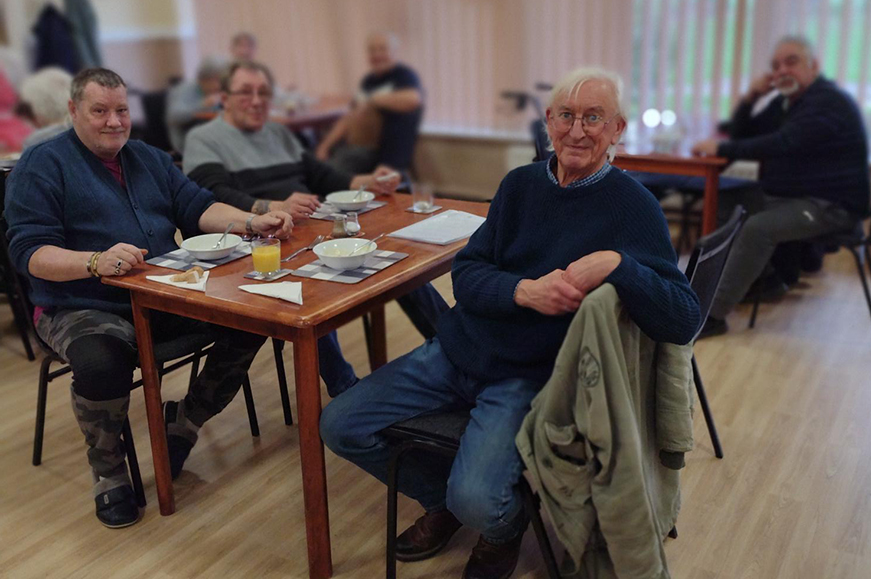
[245, 214, 256, 235]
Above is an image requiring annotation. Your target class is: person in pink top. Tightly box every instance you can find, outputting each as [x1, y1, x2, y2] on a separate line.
[0, 67, 32, 152]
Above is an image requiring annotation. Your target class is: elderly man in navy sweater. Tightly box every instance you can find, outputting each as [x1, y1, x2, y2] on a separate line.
[5, 68, 292, 529]
[320, 67, 700, 579]
[693, 36, 870, 337]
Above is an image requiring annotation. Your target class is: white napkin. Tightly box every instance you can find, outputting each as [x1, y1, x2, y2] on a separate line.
[239, 281, 303, 305]
[146, 270, 209, 292]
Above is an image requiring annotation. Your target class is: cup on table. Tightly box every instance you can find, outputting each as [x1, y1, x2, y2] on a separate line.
[252, 238, 281, 275]
[345, 212, 361, 235]
[412, 183, 435, 212]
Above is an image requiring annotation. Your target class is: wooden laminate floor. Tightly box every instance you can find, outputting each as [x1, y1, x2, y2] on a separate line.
[1, 252, 869, 579]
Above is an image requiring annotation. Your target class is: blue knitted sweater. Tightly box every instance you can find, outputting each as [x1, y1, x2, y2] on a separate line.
[437, 162, 701, 384]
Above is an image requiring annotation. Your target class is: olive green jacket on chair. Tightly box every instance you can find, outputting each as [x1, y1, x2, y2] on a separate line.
[516, 284, 694, 579]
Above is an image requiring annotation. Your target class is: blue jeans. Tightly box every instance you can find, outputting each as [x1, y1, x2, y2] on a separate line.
[320, 338, 540, 542]
[318, 330, 358, 397]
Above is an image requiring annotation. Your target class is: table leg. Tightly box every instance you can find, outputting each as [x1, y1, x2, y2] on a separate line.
[702, 167, 721, 235]
[130, 298, 175, 515]
[293, 328, 332, 579]
[368, 304, 387, 371]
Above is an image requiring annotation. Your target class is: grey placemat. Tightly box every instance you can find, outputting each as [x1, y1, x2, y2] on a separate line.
[310, 200, 387, 221]
[147, 242, 252, 271]
[290, 250, 408, 284]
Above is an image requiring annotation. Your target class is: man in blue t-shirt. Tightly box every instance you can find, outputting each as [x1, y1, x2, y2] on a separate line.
[316, 32, 424, 173]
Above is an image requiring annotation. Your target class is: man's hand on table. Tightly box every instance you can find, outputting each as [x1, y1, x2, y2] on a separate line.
[99, 243, 148, 276]
[270, 192, 321, 221]
[514, 269, 586, 316]
[691, 138, 722, 157]
[251, 211, 294, 239]
[350, 167, 401, 196]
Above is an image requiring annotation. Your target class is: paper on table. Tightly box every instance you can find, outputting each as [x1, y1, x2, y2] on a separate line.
[388, 210, 486, 245]
[146, 270, 209, 292]
[239, 281, 303, 305]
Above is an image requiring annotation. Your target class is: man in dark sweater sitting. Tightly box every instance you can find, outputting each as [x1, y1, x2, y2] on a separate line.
[693, 36, 870, 337]
[320, 68, 700, 579]
[184, 61, 449, 395]
[4, 68, 293, 529]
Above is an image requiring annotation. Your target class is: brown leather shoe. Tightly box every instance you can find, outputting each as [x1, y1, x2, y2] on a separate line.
[462, 532, 525, 579]
[396, 510, 463, 562]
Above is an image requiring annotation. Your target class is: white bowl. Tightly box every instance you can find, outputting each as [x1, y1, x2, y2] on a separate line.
[326, 190, 376, 211]
[313, 238, 378, 271]
[181, 233, 243, 260]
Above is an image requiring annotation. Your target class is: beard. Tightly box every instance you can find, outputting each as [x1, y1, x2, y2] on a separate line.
[775, 77, 800, 97]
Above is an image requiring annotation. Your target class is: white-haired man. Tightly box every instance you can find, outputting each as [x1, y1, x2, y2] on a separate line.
[320, 68, 700, 579]
[693, 36, 869, 337]
[315, 32, 424, 173]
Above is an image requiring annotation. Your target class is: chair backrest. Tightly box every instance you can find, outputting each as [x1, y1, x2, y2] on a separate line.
[684, 205, 747, 340]
[140, 89, 173, 152]
[530, 118, 550, 162]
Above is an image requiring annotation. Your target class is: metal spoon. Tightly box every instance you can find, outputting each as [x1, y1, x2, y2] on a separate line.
[349, 233, 385, 255]
[213, 223, 234, 248]
[281, 234, 325, 262]
[353, 183, 367, 201]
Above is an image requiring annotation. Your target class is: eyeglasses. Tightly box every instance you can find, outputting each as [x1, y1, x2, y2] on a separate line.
[227, 88, 274, 101]
[550, 111, 621, 135]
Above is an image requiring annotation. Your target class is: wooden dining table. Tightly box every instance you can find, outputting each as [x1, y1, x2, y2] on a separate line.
[613, 144, 729, 236]
[103, 195, 489, 579]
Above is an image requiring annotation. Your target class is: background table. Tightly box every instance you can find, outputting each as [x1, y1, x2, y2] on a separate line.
[104, 195, 489, 579]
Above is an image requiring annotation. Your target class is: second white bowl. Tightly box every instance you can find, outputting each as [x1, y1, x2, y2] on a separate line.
[313, 238, 378, 271]
[326, 190, 376, 211]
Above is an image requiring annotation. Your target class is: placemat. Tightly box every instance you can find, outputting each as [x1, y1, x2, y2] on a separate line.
[147, 242, 252, 271]
[290, 250, 408, 284]
[310, 200, 387, 221]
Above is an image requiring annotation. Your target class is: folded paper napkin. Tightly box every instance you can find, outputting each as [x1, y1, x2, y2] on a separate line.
[145, 270, 209, 292]
[238, 281, 303, 305]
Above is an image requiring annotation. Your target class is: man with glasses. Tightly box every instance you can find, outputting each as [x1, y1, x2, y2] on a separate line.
[320, 67, 699, 579]
[183, 61, 449, 396]
[692, 35, 869, 337]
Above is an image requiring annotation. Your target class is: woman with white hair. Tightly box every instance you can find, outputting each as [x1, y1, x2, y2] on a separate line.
[320, 67, 700, 579]
[20, 67, 73, 150]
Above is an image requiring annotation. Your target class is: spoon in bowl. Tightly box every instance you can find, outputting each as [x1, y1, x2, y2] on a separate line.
[213, 223, 234, 248]
[349, 233, 386, 255]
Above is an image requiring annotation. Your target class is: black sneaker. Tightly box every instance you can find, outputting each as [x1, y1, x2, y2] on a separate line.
[95, 485, 140, 528]
[696, 316, 728, 340]
[163, 401, 195, 480]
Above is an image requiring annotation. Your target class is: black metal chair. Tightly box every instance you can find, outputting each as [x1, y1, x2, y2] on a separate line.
[749, 220, 871, 328]
[683, 205, 748, 459]
[383, 411, 561, 579]
[0, 169, 36, 360]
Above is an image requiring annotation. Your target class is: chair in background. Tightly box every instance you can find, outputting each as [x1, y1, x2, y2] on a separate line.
[749, 220, 871, 328]
[0, 169, 35, 360]
[383, 411, 561, 579]
[683, 205, 748, 459]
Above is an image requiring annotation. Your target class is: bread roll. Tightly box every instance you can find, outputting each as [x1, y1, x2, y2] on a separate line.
[170, 266, 205, 283]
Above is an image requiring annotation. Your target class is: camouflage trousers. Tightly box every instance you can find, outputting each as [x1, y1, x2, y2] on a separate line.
[37, 308, 266, 489]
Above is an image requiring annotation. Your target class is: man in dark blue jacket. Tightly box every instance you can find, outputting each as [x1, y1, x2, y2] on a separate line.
[693, 36, 869, 337]
[5, 68, 292, 529]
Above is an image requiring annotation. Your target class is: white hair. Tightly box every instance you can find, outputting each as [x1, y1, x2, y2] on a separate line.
[20, 67, 73, 126]
[775, 35, 816, 62]
[544, 67, 625, 160]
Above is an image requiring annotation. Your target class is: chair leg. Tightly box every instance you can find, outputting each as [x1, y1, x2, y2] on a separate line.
[188, 350, 201, 389]
[241, 374, 260, 437]
[272, 338, 293, 425]
[748, 282, 762, 329]
[692, 355, 723, 459]
[847, 247, 871, 321]
[519, 476, 561, 579]
[9, 295, 35, 361]
[385, 443, 409, 579]
[121, 419, 147, 508]
[362, 313, 376, 372]
[32, 355, 53, 466]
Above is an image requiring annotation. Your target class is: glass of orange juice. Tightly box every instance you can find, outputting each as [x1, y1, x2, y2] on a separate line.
[252, 238, 281, 275]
